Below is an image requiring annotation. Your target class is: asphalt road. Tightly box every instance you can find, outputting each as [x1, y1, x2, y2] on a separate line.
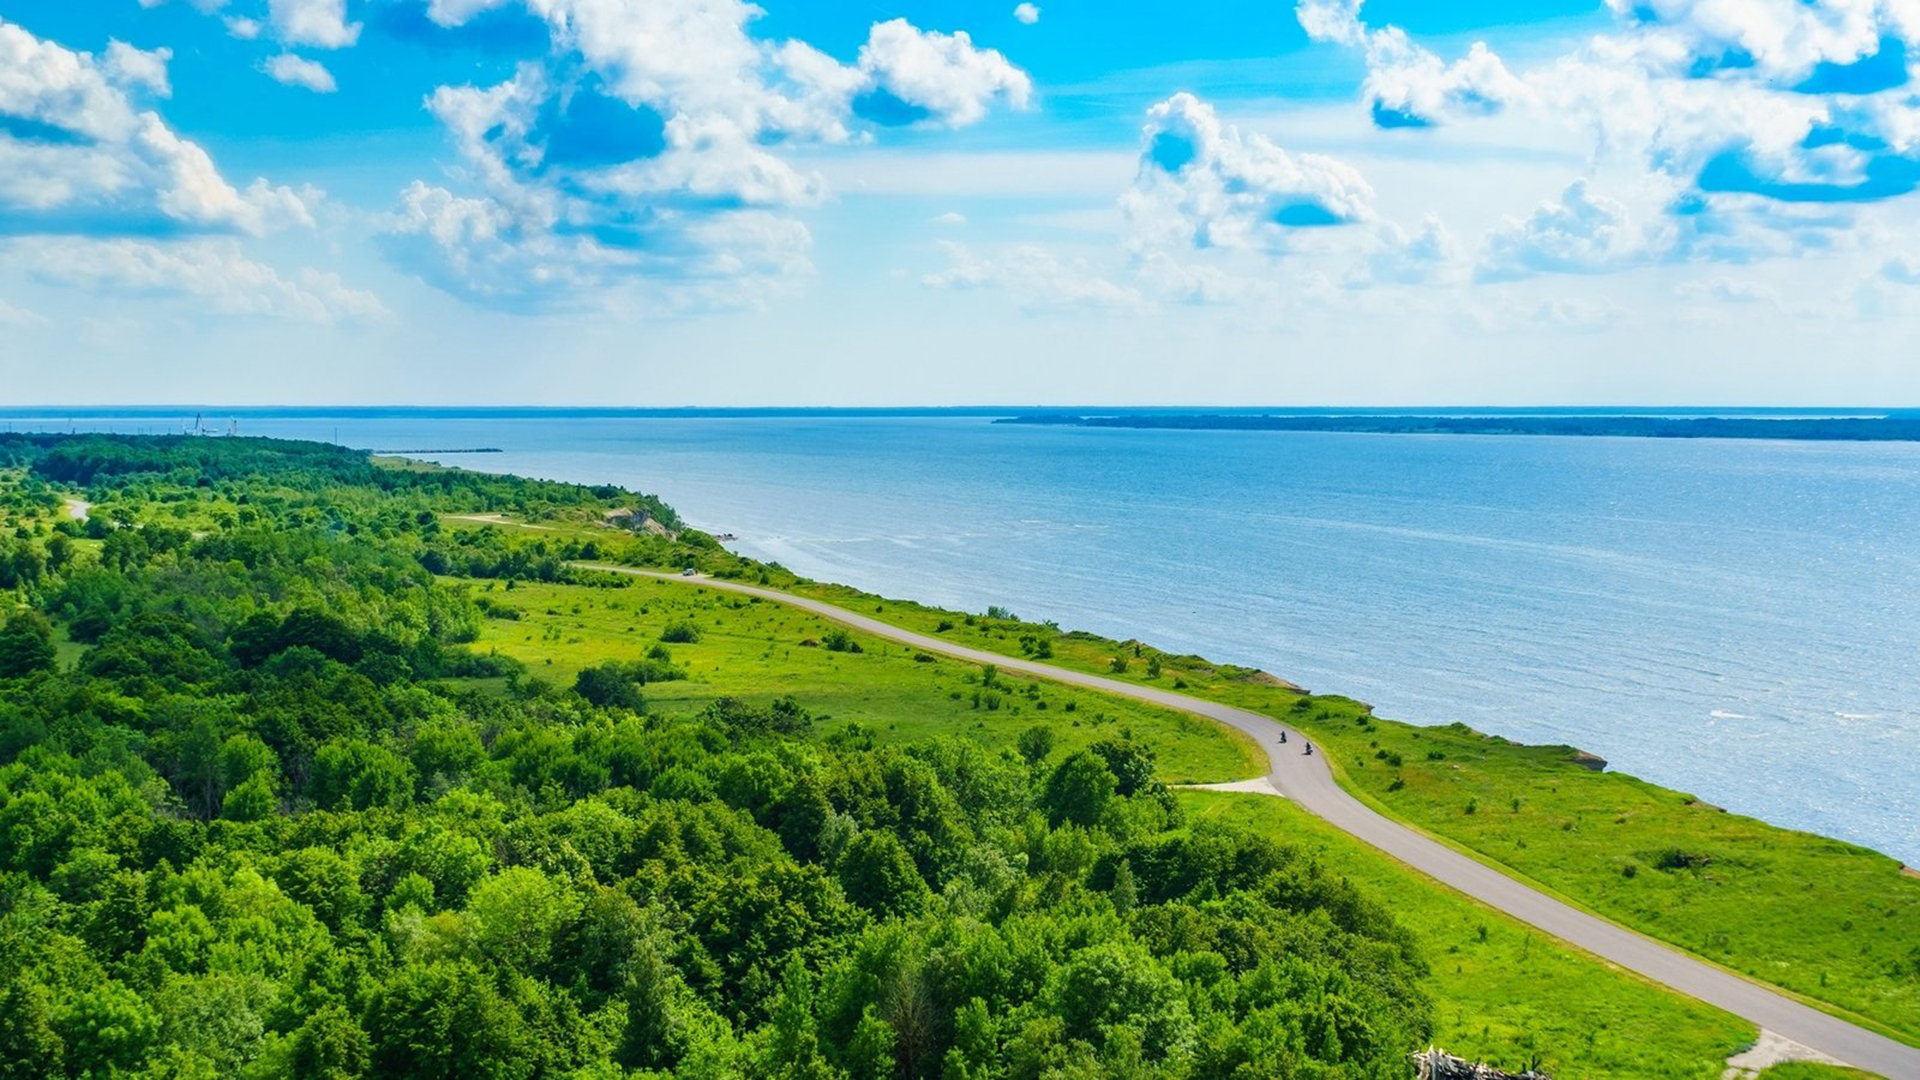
[585, 565, 1920, 1077]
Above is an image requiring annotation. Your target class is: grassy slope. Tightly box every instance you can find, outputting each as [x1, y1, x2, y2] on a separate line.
[466, 577, 1264, 783]
[779, 579, 1920, 1044]
[461, 573, 1753, 1078]
[1183, 791, 1750, 1079]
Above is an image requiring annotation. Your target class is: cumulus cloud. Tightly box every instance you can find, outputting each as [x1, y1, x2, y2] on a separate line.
[1014, 4, 1041, 25]
[1292, 0, 1920, 275]
[1122, 92, 1374, 254]
[263, 54, 337, 93]
[387, 3, 1034, 307]
[427, 0, 514, 28]
[268, 0, 361, 49]
[924, 241, 1140, 310]
[857, 20, 1032, 128]
[103, 41, 173, 97]
[0, 19, 313, 235]
[1297, 0, 1525, 127]
[16, 236, 385, 322]
[1479, 180, 1658, 280]
[1355, 215, 1466, 285]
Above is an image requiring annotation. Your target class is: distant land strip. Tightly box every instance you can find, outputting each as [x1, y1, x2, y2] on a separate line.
[996, 413, 1920, 441]
[371, 447, 504, 454]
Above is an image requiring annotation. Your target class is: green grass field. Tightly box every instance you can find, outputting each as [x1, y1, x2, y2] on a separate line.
[464, 576, 1266, 784]
[457, 571, 1767, 1077]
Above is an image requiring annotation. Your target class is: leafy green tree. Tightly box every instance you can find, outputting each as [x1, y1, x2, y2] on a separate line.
[838, 831, 931, 918]
[309, 738, 416, 811]
[572, 663, 648, 712]
[289, 1002, 370, 1080]
[365, 960, 535, 1080]
[1043, 751, 1117, 828]
[1017, 725, 1055, 765]
[221, 771, 277, 822]
[0, 611, 56, 679]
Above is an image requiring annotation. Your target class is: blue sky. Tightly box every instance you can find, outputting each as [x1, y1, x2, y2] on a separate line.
[2, 0, 1918, 405]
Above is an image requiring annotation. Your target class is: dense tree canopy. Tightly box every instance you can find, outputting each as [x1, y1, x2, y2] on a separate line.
[0, 436, 1432, 1078]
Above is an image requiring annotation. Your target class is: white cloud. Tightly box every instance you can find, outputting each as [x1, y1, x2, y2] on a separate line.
[1122, 92, 1375, 254]
[1298, 0, 1525, 126]
[931, 211, 968, 226]
[427, 0, 514, 28]
[1678, 276, 1777, 304]
[388, 4, 1035, 306]
[267, 0, 360, 49]
[858, 19, 1032, 127]
[1294, 0, 1920, 271]
[16, 237, 384, 322]
[924, 241, 1140, 310]
[1013, 3, 1041, 26]
[1883, 255, 1920, 283]
[0, 297, 44, 326]
[103, 41, 173, 97]
[224, 17, 261, 39]
[0, 19, 313, 235]
[263, 54, 337, 93]
[1479, 180, 1659, 280]
[1355, 215, 1466, 285]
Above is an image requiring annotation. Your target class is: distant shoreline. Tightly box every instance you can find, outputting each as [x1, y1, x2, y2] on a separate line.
[995, 413, 1920, 442]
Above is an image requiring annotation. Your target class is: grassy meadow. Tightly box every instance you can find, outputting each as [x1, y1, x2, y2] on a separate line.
[452, 569, 1765, 1078]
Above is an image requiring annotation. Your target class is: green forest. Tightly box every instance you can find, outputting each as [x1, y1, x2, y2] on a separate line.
[0, 436, 1438, 1079]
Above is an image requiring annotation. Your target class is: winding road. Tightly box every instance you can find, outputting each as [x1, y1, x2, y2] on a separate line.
[582, 564, 1920, 1077]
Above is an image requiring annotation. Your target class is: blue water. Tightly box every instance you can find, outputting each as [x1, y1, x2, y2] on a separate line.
[10, 411, 1918, 863]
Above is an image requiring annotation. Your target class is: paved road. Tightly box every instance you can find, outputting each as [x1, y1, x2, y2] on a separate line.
[583, 565, 1920, 1076]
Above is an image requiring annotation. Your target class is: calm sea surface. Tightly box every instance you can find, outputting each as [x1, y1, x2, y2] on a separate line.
[14, 412, 1918, 863]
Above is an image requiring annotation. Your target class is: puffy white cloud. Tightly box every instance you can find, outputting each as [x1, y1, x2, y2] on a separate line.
[1298, 0, 1525, 126]
[103, 41, 173, 97]
[1354, 215, 1466, 285]
[388, 4, 1033, 306]
[1122, 92, 1375, 254]
[263, 54, 337, 93]
[931, 211, 967, 226]
[0, 20, 313, 235]
[15, 237, 385, 322]
[858, 19, 1032, 127]
[225, 17, 261, 39]
[267, 0, 360, 49]
[1295, 0, 1365, 47]
[1364, 35, 1527, 128]
[924, 241, 1140, 310]
[1479, 180, 1659, 280]
[1014, 4, 1041, 25]
[1602, 0, 1913, 84]
[427, 0, 515, 28]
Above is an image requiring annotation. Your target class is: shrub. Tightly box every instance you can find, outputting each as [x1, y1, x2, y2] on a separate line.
[659, 621, 701, 644]
[821, 629, 861, 653]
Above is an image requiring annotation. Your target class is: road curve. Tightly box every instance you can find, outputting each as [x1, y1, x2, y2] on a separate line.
[581, 565, 1920, 1077]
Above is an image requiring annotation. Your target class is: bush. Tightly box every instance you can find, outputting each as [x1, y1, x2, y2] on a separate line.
[659, 621, 701, 644]
[821, 628, 861, 654]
